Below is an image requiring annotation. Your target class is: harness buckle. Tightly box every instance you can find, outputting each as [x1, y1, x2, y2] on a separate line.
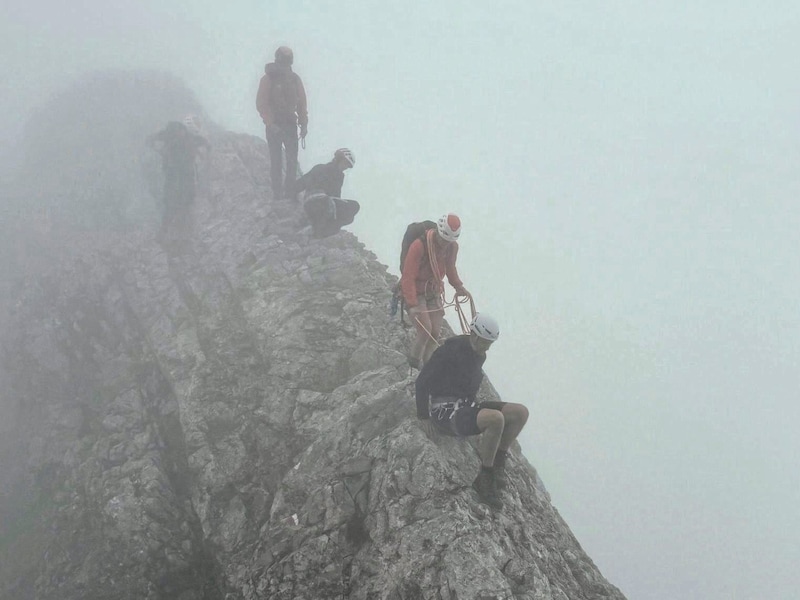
[429, 397, 473, 420]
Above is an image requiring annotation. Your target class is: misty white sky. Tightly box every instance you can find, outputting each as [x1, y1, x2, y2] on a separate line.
[2, 2, 800, 599]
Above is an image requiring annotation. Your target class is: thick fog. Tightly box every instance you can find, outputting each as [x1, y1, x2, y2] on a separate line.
[2, 1, 799, 599]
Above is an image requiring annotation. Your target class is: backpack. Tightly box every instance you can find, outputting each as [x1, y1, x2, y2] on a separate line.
[268, 69, 299, 123]
[399, 220, 436, 272]
[390, 220, 437, 323]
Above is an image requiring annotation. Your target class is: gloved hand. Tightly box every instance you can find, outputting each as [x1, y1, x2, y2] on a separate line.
[455, 287, 470, 298]
[299, 124, 308, 139]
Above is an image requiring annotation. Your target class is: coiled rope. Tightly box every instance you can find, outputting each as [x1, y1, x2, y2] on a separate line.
[409, 229, 476, 347]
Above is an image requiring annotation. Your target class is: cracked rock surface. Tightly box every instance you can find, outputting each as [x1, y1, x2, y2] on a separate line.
[0, 77, 626, 600]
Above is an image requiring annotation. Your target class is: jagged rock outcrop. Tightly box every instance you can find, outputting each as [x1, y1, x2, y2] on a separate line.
[0, 75, 626, 600]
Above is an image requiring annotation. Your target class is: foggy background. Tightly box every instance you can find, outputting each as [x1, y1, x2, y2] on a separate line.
[2, 1, 799, 599]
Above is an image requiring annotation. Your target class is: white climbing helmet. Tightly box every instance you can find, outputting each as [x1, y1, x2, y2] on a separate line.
[470, 313, 500, 342]
[437, 213, 461, 242]
[334, 147, 355, 167]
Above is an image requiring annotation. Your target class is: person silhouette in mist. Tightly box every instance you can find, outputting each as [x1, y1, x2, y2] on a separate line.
[415, 313, 529, 510]
[147, 119, 209, 241]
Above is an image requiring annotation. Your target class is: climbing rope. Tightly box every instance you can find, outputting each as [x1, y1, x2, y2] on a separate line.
[397, 229, 478, 373]
[426, 229, 443, 285]
[404, 228, 477, 340]
[411, 312, 441, 345]
[443, 289, 476, 335]
[410, 288, 475, 350]
[428, 227, 476, 334]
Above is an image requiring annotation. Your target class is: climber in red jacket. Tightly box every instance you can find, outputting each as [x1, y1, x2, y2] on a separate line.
[400, 213, 470, 367]
[255, 46, 308, 200]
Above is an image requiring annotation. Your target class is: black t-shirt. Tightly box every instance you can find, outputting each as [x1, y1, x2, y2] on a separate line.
[294, 161, 344, 197]
[415, 335, 486, 418]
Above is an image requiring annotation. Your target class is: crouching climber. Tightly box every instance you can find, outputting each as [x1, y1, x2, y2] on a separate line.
[415, 314, 529, 510]
[295, 147, 359, 238]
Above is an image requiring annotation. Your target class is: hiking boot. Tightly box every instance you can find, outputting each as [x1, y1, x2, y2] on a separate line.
[472, 467, 503, 510]
[494, 450, 509, 491]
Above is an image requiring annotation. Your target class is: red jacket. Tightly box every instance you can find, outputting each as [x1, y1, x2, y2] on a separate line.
[255, 62, 308, 127]
[401, 229, 465, 307]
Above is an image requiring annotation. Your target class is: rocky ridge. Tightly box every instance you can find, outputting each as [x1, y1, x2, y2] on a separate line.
[0, 90, 626, 599]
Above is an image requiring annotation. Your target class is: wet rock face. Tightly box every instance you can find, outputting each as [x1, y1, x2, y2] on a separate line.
[0, 100, 625, 599]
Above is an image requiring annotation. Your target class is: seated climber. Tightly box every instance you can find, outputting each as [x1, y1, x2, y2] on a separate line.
[415, 313, 529, 510]
[294, 148, 359, 238]
[400, 213, 470, 368]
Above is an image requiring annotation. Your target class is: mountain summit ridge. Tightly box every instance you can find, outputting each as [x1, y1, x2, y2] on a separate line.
[0, 74, 626, 600]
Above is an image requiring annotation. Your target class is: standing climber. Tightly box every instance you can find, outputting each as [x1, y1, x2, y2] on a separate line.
[415, 314, 529, 510]
[400, 213, 470, 367]
[147, 119, 209, 240]
[256, 46, 308, 200]
[295, 148, 359, 238]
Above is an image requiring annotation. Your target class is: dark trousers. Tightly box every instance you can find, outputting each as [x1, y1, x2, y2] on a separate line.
[303, 194, 360, 238]
[266, 122, 299, 199]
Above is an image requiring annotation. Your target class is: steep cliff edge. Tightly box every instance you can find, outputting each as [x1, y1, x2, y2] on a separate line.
[0, 75, 626, 600]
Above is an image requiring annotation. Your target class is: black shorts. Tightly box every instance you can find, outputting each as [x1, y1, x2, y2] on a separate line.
[432, 400, 507, 437]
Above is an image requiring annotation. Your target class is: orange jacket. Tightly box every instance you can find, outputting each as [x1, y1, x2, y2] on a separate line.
[255, 62, 308, 127]
[401, 229, 465, 307]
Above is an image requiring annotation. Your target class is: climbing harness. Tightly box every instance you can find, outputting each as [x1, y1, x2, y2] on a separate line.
[429, 397, 476, 435]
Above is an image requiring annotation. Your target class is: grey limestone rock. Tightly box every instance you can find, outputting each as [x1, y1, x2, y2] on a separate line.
[0, 77, 625, 600]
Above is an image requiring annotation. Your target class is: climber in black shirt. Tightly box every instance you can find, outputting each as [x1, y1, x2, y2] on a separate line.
[415, 313, 529, 510]
[294, 148, 360, 238]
